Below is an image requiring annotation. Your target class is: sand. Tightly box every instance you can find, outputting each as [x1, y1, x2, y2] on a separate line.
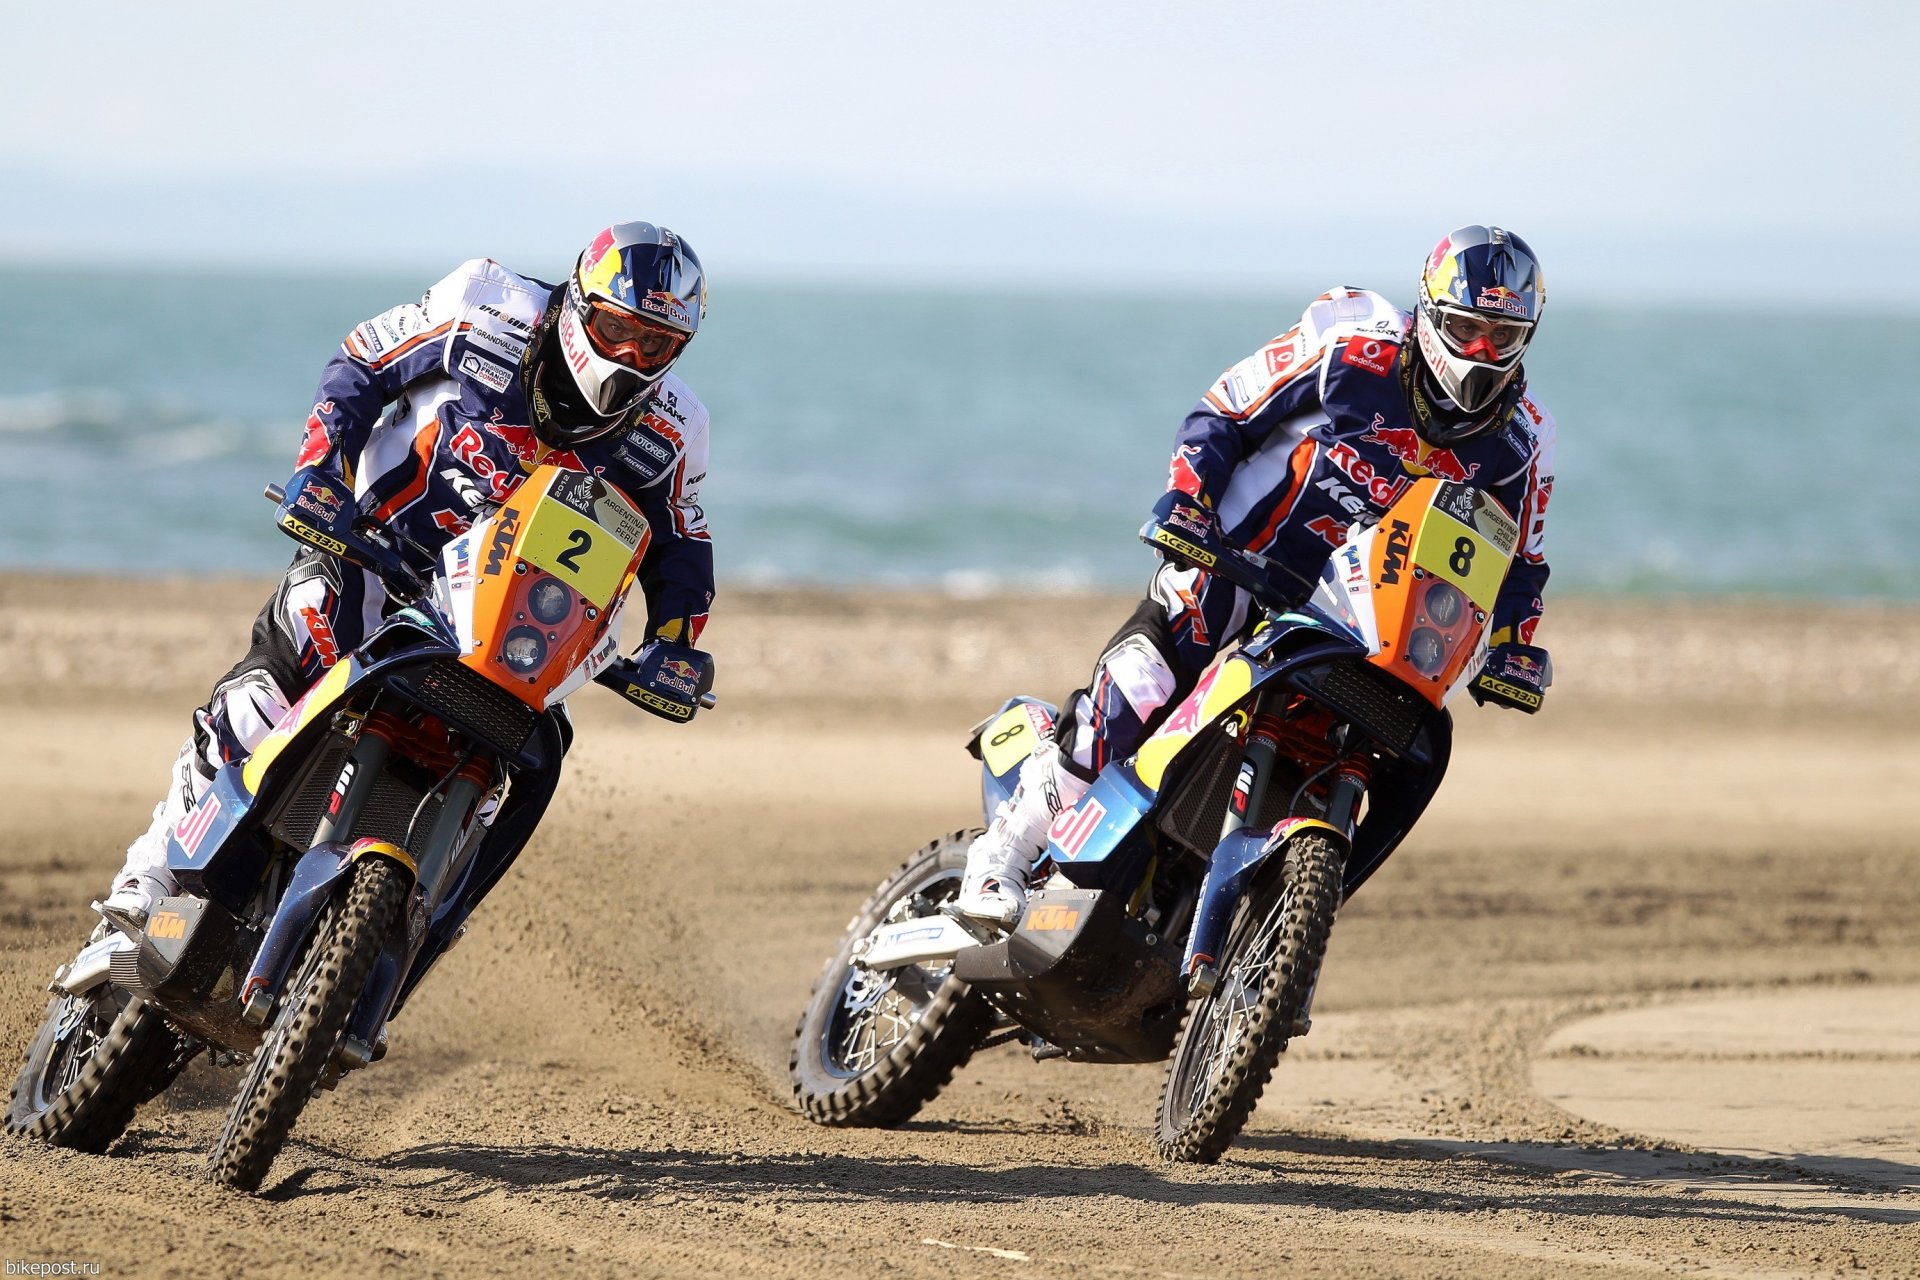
[1, 572, 1916, 1278]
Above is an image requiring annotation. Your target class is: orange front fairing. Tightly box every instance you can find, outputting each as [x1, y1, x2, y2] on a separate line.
[460, 466, 651, 706]
[1360, 479, 1519, 706]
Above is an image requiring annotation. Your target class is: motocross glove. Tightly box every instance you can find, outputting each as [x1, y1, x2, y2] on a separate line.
[610, 639, 716, 723]
[1145, 490, 1224, 571]
[1470, 643, 1551, 713]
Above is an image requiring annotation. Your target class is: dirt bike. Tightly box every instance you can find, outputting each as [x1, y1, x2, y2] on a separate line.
[790, 476, 1520, 1161]
[9, 462, 712, 1191]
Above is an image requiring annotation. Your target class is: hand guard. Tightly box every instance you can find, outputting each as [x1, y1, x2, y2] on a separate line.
[1145, 490, 1223, 571]
[609, 640, 716, 724]
[1470, 643, 1551, 714]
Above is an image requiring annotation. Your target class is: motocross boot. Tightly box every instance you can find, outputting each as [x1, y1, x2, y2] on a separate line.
[99, 790, 190, 931]
[100, 672, 291, 929]
[957, 739, 1090, 926]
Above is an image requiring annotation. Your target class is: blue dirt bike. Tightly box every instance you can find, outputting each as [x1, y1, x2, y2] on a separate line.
[789, 477, 1521, 1161]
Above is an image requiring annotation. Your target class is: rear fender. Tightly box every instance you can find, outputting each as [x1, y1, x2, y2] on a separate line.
[239, 839, 417, 1012]
[1181, 818, 1347, 980]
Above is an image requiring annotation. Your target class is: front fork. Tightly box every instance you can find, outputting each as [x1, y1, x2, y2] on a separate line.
[1182, 688, 1368, 998]
[240, 713, 491, 1063]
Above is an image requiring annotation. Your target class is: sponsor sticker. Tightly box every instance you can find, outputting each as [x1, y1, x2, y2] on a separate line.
[174, 794, 223, 859]
[626, 685, 693, 720]
[1047, 798, 1107, 858]
[1340, 334, 1398, 376]
[1024, 904, 1082, 932]
[1150, 527, 1217, 567]
[460, 352, 515, 393]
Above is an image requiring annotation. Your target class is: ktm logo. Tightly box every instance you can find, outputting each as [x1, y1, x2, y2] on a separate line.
[1025, 905, 1081, 932]
[1379, 519, 1412, 585]
[148, 912, 187, 940]
[484, 507, 522, 576]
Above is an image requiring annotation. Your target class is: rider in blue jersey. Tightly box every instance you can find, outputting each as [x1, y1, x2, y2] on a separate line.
[959, 225, 1559, 924]
[102, 223, 718, 924]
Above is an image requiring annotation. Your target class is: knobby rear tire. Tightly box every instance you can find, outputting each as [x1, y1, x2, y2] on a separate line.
[789, 831, 995, 1127]
[205, 857, 409, 1193]
[1154, 830, 1344, 1163]
[7, 982, 188, 1153]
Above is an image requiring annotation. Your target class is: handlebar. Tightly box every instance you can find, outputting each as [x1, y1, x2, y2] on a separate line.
[268, 469, 433, 597]
[1138, 519, 1320, 613]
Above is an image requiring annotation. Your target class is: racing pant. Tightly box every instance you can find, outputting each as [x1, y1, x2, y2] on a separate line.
[114, 553, 386, 894]
[1053, 561, 1254, 782]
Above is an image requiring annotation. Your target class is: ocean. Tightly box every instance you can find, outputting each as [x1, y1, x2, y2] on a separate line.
[2, 265, 1914, 601]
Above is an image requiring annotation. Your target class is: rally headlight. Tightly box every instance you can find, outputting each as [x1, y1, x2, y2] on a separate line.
[1423, 580, 1464, 628]
[528, 577, 571, 625]
[501, 626, 548, 674]
[1407, 627, 1448, 677]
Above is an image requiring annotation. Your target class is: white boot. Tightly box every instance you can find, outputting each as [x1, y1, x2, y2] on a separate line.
[99, 673, 290, 929]
[98, 745, 200, 927]
[957, 740, 1091, 926]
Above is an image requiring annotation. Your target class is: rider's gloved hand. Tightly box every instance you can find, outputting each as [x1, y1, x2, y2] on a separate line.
[622, 639, 716, 723]
[1145, 490, 1223, 572]
[1470, 643, 1551, 713]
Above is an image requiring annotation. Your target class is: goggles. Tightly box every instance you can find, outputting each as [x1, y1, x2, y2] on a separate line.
[1436, 307, 1531, 365]
[582, 298, 688, 373]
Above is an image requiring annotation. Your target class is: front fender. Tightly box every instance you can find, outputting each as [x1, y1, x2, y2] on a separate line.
[1181, 818, 1348, 980]
[238, 839, 416, 1013]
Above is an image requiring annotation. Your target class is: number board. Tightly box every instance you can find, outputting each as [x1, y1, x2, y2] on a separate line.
[979, 706, 1037, 776]
[1413, 509, 1507, 608]
[517, 472, 650, 606]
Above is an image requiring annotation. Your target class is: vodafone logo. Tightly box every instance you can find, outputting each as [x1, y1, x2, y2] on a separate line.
[1341, 334, 1398, 376]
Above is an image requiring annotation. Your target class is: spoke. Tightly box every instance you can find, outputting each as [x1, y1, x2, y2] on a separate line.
[824, 868, 962, 1077]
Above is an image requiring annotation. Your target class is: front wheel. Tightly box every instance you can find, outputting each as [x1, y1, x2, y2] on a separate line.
[1155, 830, 1345, 1163]
[789, 831, 996, 1127]
[7, 969, 189, 1153]
[205, 856, 410, 1192]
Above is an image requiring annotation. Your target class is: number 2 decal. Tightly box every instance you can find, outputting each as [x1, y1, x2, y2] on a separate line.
[556, 528, 592, 571]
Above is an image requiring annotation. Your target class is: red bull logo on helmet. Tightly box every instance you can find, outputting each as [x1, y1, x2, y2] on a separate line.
[1475, 285, 1529, 317]
[1359, 416, 1481, 484]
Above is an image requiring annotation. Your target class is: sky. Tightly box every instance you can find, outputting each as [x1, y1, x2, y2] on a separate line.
[4, 1, 1916, 300]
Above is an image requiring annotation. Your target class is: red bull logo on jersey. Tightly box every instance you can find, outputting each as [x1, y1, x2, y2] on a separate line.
[1168, 445, 1205, 497]
[1476, 285, 1529, 316]
[1360, 417, 1480, 484]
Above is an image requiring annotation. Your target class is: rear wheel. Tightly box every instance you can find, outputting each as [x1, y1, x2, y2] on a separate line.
[790, 831, 996, 1127]
[205, 857, 409, 1192]
[7, 971, 189, 1153]
[1155, 830, 1344, 1163]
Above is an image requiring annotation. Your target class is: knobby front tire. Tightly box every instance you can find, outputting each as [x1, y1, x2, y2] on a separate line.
[1154, 830, 1344, 1163]
[205, 857, 409, 1192]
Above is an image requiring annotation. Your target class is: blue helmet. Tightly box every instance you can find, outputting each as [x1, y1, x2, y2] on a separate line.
[533, 221, 706, 447]
[1411, 225, 1544, 442]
